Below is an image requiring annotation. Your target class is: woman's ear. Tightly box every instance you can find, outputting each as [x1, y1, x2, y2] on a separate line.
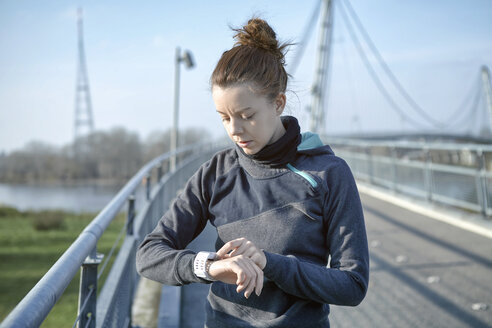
[275, 93, 286, 116]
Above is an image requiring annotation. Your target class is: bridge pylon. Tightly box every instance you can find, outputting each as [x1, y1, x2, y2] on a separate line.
[481, 65, 492, 134]
[309, 0, 334, 135]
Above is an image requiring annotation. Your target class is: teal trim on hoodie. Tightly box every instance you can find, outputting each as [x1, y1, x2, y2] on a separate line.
[298, 132, 323, 151]
[286, 163, 318, 188]
[285, 132, 324, 188]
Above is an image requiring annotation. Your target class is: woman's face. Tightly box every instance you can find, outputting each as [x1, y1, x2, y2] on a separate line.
[212, 84, 286, 155]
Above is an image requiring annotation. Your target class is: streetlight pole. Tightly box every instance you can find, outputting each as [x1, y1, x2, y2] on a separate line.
[170, 47, 194, 171]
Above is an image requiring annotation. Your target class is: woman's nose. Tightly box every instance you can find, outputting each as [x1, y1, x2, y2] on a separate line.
[229, 118, 243, 135]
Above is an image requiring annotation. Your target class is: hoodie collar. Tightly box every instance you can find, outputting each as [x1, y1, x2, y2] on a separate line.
[235, 126, 334, 178]
[235, 115, 301, 168]
[298, 132, 323, 151]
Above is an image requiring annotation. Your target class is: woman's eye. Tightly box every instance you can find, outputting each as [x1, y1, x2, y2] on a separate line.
[243, 114, 254, 120]
[221, 117, 230, 122]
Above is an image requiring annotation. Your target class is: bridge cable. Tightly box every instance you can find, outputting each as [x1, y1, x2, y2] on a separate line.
[97, 220, 127, 280]
[342, 0, 478, 130]
[339, 23, 363, 132]
[341, 0, 446, 128]
[337, 0, 430, 129]
[83, 314, 93, 328]
[72, 287, 95, 328]
[442, 73, 482, 129]
[288, 0, 322, 77]
[466, 83, 484, 134]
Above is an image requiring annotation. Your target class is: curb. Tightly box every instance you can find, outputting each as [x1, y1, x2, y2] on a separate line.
[356, 182, 492, 240]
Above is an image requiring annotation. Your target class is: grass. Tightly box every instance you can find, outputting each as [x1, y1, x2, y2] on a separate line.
[0, 206, 126, 327]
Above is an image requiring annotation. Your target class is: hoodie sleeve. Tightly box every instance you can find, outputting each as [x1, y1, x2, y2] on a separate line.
[262, 159, 369, 306]
[136, 161, 214, 285]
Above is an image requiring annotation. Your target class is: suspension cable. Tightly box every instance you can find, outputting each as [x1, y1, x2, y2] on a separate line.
[464, 83, 483, 133]
[341, 0, 449, 128]
[97, 219, 127, 280]
[339, 23, 362, 132]
[443, 73, 482, 128]
[288, 0, 322, 76]
[338, 0, 430, 129]
[71, 287, 95, 328]
[342, 0, 481, 130]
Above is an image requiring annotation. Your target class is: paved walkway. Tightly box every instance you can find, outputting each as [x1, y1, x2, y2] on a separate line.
[330, 192, 492, 327]
[157, 186, 492, 327]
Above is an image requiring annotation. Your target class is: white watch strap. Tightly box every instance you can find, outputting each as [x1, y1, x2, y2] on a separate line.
[193, 251, 217, 281]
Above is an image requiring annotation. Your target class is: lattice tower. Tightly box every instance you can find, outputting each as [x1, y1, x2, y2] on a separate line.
[73, 7, 94, 148]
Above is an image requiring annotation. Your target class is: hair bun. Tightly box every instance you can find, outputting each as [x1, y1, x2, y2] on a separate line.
[233, 18, 285, 64]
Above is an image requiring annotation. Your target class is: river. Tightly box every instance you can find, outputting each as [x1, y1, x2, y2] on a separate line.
[0, 182, 127, 213]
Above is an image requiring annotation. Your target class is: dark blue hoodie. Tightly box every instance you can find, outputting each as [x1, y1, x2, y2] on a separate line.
[136, 131, 369, 327]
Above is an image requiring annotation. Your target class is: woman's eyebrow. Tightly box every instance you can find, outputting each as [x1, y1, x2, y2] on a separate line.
[216, 107, 252, 114]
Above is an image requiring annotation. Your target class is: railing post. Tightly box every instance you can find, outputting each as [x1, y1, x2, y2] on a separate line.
[164, 158, 170, 175]
[126, 195, 137, 327]
[145, 173, 151, 201]
[424, 147, 433, 202]
[157, 163, 163, 183]
[127, 195, 135, 236]
[77, 248, 103, 328]
[367, 147, 374, 185]
[390, 146, 397, 193]
[477, 149, 489, 217]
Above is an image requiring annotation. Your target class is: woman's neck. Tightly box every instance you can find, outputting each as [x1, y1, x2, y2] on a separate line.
[235, 115, 301, 168]
[268, 119, 287, 145]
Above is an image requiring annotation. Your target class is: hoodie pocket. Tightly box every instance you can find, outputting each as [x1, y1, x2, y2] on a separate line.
[290, 199, 323, 222]
[216, 197, 326, 258]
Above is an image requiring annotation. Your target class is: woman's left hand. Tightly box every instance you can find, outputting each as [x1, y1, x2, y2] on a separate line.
[216, 237, 267, 270]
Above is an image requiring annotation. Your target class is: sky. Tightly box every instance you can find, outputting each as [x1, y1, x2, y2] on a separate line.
[1, 0, 491, 154]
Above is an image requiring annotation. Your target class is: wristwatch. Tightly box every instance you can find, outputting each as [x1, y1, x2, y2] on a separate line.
[193, 251, 217, 281]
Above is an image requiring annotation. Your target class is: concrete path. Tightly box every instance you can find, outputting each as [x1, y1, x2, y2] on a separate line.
[330, 192, 492, 327]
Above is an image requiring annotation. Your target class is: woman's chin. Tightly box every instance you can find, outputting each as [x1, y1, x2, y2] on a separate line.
[243, 145, 262, 155]
[236, 141, 261, 155]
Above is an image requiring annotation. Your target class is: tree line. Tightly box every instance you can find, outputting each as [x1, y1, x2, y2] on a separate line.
[0, 126, 210, 184]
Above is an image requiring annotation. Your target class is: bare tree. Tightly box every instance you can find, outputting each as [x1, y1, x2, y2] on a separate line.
[0, 126, 211, 184]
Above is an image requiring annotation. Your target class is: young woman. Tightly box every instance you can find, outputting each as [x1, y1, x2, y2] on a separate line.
[137, 18, 369, 327]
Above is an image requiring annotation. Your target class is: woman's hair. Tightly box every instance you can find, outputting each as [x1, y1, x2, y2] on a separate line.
[211, 18, 290, 101]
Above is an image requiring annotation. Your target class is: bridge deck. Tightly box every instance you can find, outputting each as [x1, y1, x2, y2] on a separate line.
[158, 190, 492, 328]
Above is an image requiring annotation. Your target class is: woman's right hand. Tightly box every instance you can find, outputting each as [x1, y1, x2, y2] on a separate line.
[208, 255, 264, 298]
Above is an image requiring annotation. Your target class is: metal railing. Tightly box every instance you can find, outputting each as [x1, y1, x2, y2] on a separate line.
[1, 141, 227, 328]
[322, 137, 492, 218]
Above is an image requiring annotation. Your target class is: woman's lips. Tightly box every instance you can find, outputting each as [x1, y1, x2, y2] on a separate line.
[237, 140, 252, 148]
